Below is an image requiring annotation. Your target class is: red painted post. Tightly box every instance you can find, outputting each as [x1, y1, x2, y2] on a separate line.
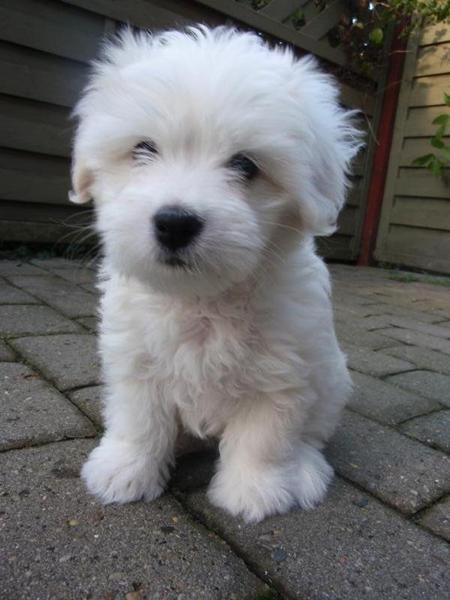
[357, 27, 408, 266]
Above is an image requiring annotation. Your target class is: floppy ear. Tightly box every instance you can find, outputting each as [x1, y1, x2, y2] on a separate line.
[69, 156, 94, 204]
[290, 57, 364, 236]
[68, 27, 152, 206]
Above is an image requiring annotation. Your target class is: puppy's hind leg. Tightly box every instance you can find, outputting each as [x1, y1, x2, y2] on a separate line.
[208, 396, 333, 523]
[82, 377, 177, 505]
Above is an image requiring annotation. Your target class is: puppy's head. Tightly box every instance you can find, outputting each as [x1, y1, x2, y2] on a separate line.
[71, 26, 362, 295]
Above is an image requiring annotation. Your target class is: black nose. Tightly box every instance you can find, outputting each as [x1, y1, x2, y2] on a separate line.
[153, 205, 204, 251]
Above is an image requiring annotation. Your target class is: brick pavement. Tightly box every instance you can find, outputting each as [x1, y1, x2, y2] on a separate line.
[0, 258, 449, 599]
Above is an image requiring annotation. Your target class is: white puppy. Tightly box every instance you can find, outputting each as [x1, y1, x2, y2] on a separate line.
[70, 26, 361, 522]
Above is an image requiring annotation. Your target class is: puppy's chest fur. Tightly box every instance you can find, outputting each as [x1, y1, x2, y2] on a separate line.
[101, 280, 307, 437]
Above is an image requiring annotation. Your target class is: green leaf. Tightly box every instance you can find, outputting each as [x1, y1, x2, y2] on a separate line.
[435, 124, 446, 139]
[431, 136, 445, 149]
[369, 27, 384, 45]
[412, 153, 435, 167]
[430, 156, 443, 177]
[444, 92, 450, 107]
[440, 147, 450, 162]
[432, 114, 450, 129]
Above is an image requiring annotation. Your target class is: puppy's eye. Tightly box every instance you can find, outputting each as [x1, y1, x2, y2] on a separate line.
[133, 140, 158, 161]
[227, 153, 259, 181]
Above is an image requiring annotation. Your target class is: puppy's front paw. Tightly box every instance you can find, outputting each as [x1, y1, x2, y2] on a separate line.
[208, 464, 294, 523]
[289, 444, 334, 510]
[208, 445, 333, 522]
[81, 437, 164, 504]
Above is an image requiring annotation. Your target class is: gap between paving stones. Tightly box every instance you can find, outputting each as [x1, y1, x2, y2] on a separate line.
[0, 430, 97, 454]
[395, 406, 446, 427]
[167, 491, 281, 600]
[1, 434, 279, 599]
[2, 274, 98, 328]
[9, 333, 101, 391]
[346, 403, 445, 430]
[334, 471, 450, 543]
[171, 487, 293, 600]
[4, 265, 98, 295]
[171, 448, 450, 558]
[328, 410, 450, 516]
[1, 438, 268, 599]
[379, 365, 449, 387]
[308, 419, 450, 544]
[173, 474, 450, 597]
[0, 352, 100, 446]
[0, 269, 103, 448]
[0, 380, 99, 454]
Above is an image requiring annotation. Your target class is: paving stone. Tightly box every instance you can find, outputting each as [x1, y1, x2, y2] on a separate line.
[0, 362, 95, 450]
[383, 345, 450, 376]
[181, 478, 450, 600]
[333, 304, 375, 321]
[10, 334, 101, 391]
[76, 316, 98, 332]
[356, 304, 443, 323]
[30, 257, 84, 270]
[0, 278, 39, 304]
[387, 371, 450, 407]
[68, 385, 103, 427]
[348, 371, 440, 425]
[333, 291, 378, 306]
[0, 305, 81, 337]
[385, 318, 450, 339]
[0, 440, 263, 600]
[412, 304, 450, 321]
[0, 341, 15, 361]
[400, 410, 450, 454]
[353, 314, 401, 331]
[331, 264, 387, 280]
[328, 410, 450, 514]
[344, 344, 414, 377]
[363, 294, 423, 311]
[0, 261, 46, 276]
[418, 496, 450, 542]
[51, 267, 97, 285]
[376, 328, 450, 355]
[79, 282, 99, 294]
[7, 275, 98, 318]
[335, 322, 395, 351]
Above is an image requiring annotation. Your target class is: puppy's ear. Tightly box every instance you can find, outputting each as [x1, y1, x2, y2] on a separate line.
[289, 57, 364, 236]
[69, 157, 94, 204]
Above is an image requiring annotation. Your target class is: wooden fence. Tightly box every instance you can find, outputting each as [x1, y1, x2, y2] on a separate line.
[375, 23, 450, 274]
[0, 0, 380, 261]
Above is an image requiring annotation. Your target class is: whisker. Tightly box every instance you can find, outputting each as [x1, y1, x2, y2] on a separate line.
[258, 219, 301, 234]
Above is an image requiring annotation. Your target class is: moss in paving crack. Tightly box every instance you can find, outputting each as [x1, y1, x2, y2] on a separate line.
[253, 587, 280, 600]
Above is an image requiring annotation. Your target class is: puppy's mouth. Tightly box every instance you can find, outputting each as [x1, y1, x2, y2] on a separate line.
[159, 253, 193, 271]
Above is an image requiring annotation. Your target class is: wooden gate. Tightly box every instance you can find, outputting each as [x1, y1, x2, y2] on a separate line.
[375, 23, 450, 274]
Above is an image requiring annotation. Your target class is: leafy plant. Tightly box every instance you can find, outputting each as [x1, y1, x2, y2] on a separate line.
[413, 93, 450, 176]
[335, 1, 450, 74]
[243, 1, 450, 74]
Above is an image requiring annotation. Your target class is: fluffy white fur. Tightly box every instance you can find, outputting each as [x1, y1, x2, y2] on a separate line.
[71, 26, 361, 522]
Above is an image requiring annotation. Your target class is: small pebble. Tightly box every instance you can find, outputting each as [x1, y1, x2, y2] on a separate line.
[272, 547, 287, 562]
[160, 525, 175, 534]
[353, 497, 369, 508]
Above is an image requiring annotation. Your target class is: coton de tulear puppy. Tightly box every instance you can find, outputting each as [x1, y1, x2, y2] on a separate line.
[70, 26, 361, 523]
